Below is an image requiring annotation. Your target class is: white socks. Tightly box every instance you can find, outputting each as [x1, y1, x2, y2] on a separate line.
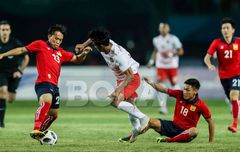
[117, 101, 146, 119]
[128, 114, 141, 131]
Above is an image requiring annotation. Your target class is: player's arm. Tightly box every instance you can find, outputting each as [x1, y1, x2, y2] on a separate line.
[147, 48, 156, 68]
[75, 39, 93, 53]
[0, 47, 27, 59]
[204, 54, 216, 71]
[114, 68, 134, 95]
[206, 118, 214, 143]
[175, 48, 184, 56]
[71, 46, 92, 63]
[143, 77, 168, 93]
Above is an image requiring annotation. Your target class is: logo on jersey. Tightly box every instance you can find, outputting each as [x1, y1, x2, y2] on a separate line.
[48, 74, 51, 79]
[233, 44, 238, 50]
[190, 105, 196, 111]
[220, 46, 224, 49]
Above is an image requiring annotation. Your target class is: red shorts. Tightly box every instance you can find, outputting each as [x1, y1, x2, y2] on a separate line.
[117, 73, 140, 101]
[157, 68, 178, 85]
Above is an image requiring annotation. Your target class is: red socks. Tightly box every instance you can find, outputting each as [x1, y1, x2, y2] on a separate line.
[40, 115, 57, 131]
[231, 100, 239, 127]
[33, 102, 51, 130]
[167, 131, 190, 142]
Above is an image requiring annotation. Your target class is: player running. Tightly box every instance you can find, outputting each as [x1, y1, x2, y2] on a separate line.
[204, 17, 240, 133]
[0, 24, 92, 140]
[0, 20, 29, 128]
[75, 27, 149, 143]
[147, 22, 184, 114]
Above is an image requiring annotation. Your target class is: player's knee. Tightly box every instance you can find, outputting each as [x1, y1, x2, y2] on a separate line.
[230, 91, 239, 101]
[189, 127, 198, 137]
[149, 118, 159, 128]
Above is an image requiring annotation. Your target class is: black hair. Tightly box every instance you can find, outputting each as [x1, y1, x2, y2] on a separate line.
[184, 78, 200, 90]
[48, 24, 67, 36]
[88, 27, 110, 46]
[221, 17, 235, 29]
[0, 20, 10, 26]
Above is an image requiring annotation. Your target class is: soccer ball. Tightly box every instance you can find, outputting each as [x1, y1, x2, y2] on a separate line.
[39, 130, 58, 145]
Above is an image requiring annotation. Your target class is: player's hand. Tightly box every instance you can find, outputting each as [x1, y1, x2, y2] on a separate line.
[110, 88, 121, 101]
[161, 51, 173, 58]
[75, 44, 85, 53]
[82, 46, 92, 54]
[13, 71, 22, 78]
[208, 65, 216, 71]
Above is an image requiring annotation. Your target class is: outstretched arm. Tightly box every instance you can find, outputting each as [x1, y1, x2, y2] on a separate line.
[0, 47, 27, 59]
[75, 39, 93, 53]
[206, 118, 214, 143]
[143, 77, 168, 93]
[71, 46, 92, 63]
[204, 54, 216, 71]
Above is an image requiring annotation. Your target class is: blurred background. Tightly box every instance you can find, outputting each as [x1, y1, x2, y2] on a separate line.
[1, 0, 240, 66]
[1, 0, 240, 100]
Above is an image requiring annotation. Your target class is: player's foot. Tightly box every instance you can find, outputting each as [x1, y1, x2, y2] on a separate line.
[156, 137, 168, 143]
[129, 129, 139, 143]
[118, 134, 131, 143]
[139, 116, 150, 134]
[30, 130, 45, 140]
[228, 125, 238, 133]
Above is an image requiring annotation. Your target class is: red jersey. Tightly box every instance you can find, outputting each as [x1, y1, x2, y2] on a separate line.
[207, 37, 240, 79]
[25, 40, 74, 86]
[167, 89, 211, 130]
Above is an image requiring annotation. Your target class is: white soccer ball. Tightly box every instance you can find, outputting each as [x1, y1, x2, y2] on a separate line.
[39, 130, 58, 145]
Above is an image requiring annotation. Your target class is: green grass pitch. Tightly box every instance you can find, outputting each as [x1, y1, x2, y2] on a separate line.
[0, 100, 239, 152]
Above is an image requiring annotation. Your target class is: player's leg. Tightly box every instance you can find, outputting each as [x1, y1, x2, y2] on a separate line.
[228, 89, 239, 132]
[156, 68, 168, 114]
[163, 127, 198, 143]
[227, 76, 240, 133]
[169, 68, 180, 90]
[30, 83, 54, 140]
[0, 86, 8, 128]
[40, 108, 58, 131]
[40, 86, 60, 132]
[0, 73, 9, 128]
[114, 74, 149, 142]
[7, 76, 21, 103]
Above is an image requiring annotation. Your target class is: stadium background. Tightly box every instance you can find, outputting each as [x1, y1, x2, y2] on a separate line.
[1, 0, 240, 101]
[1, 1, 240, 151]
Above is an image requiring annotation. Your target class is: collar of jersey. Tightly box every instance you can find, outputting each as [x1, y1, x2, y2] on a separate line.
[185, 94, 198, 104]
[221, 36, 236, 44]
[46, 41, 58, 52]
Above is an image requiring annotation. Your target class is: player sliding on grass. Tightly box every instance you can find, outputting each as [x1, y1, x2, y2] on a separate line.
[143, 77, 214, 143]
[204, 17, 240, 133]
[0, 24, 92, 140]
[75, 27, 149, 143]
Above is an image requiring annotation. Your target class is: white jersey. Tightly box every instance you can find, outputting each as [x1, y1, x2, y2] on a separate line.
[153, 33, 182, 68]
[101, 40, 139, 80]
